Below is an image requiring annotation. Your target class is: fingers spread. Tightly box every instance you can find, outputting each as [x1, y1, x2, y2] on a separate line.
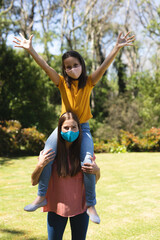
[125, 31, 131, 38]
[127, 35, 135, 40]
[13, 37, 21, 42]
[19, 33, 25, 39]
[118, 32, 123, 39]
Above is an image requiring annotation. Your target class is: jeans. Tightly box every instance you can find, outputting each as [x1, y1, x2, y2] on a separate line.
[38, 122, 96, 206]
[47, 211, 89, 240]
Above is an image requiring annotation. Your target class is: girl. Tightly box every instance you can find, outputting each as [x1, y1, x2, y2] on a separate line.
[13, 31, 135, 223]
[30, 111, 100, 239]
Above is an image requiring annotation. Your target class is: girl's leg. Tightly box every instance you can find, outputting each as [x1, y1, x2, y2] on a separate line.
[24, 128, 58, 211]
[38, 127, 58, 196]
[70, 211, 89, 240]
[80, 122, 96, 206]
[47, 212, 68, 240]
[80, 122, 100, 224]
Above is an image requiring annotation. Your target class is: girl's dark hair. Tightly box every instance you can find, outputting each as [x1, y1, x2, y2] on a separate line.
[56, 111, 82, 177]
[62, 50, 88, 89]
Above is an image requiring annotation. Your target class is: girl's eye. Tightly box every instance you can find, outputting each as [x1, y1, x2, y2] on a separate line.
[64, 127, 69, 130]
[66, 67, 71, 71]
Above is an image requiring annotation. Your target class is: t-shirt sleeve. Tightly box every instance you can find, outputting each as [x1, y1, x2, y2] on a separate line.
[57, 75, 63, 89]
[87, 75, 95, 88]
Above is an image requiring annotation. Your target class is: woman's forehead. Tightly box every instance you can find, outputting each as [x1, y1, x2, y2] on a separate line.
[62, 118, 78, 126]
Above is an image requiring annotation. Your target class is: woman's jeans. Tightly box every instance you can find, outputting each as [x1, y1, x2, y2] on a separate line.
[38, 122, 96, 206]
[47, 211, 89, 240]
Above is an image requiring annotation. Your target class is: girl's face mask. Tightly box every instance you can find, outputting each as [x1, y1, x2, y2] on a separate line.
[65, 65, 82, 79]
[61, 130, 79, 142]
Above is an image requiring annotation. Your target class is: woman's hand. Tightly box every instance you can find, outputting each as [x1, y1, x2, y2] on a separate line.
[81, 155, 100, 175]
[116, 31, 135, 49]
[37, 149, 55, 168]
[31, 148, 55, 186]
[13, 33, 33, 51]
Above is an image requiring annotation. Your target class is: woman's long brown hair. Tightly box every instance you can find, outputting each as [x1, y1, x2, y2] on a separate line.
[56, 112, 82, 177]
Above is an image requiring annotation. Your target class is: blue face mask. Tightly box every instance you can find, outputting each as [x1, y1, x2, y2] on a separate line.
[61, 131, 79, 143]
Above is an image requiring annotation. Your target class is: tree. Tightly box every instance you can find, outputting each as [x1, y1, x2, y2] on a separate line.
[135, 0, 160, 45]
[0, 44, 58, 134]
[0, 0, 14, 43]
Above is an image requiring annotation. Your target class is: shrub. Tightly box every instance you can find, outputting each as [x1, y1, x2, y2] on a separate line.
[94, 141, 109, 153]
[19, 127, 46, 155]
[142, 127, 160, 151]
[0, 120, 46, 156]
[0, 120, 21, 155]
[94, 140, 127, 153]
[119, 130, 141, 152]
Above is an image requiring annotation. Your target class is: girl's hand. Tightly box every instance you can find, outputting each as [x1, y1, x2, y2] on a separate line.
[81, 155, 100, 174]
[38, 148, 55, 168]
[13, 33, 33, 50]
[116, 31, 135, 49]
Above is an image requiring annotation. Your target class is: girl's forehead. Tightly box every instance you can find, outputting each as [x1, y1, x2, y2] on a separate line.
[64, 57, 80, 65]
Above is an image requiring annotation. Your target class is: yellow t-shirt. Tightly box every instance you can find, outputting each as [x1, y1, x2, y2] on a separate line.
[57, 75, 94, 123]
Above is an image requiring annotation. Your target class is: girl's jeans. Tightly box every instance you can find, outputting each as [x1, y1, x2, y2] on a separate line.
[38, 122, 96, 206]
[47, 211, 89, 240]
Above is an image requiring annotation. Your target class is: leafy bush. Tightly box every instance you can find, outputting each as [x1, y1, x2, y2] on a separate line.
[94, 128, 160, 153]
[94, 140, 127, 153]
[20, 127, 45, 155]
[142, 127, 160, 151]
[0, 120, 21, 155]
[118, 128, 160, 152]
[0, 120, 46, 156]
[119, 130, 141, 152]
[94, 141, 110, 153]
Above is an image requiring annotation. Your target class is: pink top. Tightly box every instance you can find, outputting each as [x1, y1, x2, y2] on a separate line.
[42, 161, 86, 217]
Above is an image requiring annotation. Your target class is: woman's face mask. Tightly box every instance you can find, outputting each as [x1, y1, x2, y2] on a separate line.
[61, 130, 79, 142]
[61, 118, 79, 142]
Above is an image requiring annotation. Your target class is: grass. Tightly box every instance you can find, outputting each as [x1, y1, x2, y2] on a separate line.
[0, 152, 160, 240]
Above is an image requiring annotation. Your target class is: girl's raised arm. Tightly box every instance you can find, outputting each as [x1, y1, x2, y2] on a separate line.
[91, 31, 135, 85]
[13, 33, 60, 86]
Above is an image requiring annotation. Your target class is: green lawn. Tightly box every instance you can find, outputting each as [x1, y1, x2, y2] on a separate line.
[0, 153, 160, 240]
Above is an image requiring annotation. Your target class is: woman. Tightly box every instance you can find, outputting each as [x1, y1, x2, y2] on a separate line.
[30, 112, 100, 240]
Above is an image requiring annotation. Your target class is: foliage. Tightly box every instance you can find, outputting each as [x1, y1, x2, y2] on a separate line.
[0, 120, 21, 155]
[119, 130, 141, 152]
[94, 140, 127, 154]
[1, 1, 160, 149]
[143, 127, 160, 152]
[137, 71, 160, 130]
[119, 128, 160, 152]
[94, 127, 160, 153]
[93, 93, 143, 141]
[19, 127, 45, 155]
[0, 120, 45, 156]
[0, 43, 59, 135]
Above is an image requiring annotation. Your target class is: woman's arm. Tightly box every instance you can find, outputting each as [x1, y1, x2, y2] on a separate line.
[13, 34, 60, 85]
[91, 31, 135, 85]
[31, 149, 55, 186]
